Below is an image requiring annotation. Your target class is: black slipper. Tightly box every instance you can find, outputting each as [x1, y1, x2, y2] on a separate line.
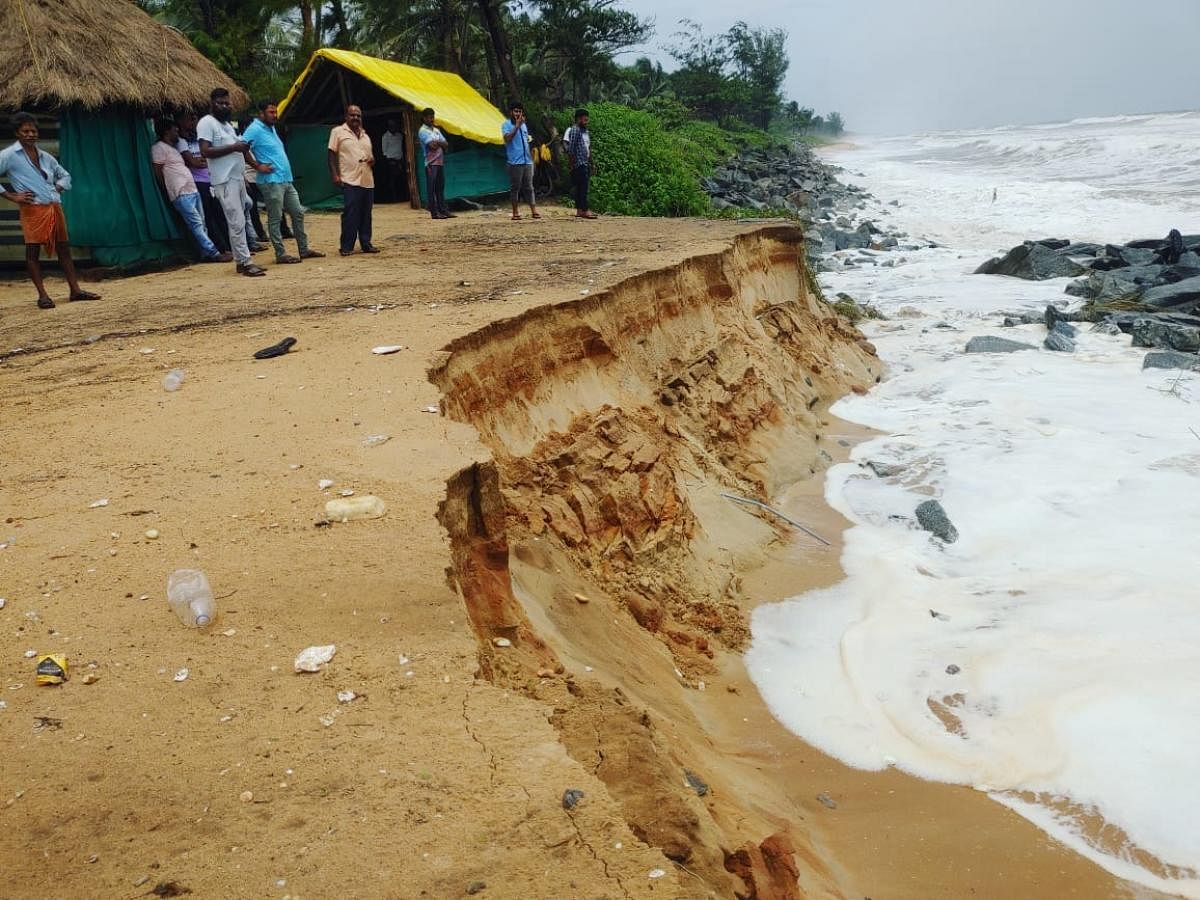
[253, 336, 297, 360]
[37, 296, 55, 309]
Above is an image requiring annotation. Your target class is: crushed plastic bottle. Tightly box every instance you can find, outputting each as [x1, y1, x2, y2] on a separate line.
[162, 369, 186, 392]
[324, 495, 386, 522]
[166, 568, 215, 626]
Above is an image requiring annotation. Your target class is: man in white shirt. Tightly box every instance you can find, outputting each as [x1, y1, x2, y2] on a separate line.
[381, 118, 407, 203]
[198, 87, 273, 276]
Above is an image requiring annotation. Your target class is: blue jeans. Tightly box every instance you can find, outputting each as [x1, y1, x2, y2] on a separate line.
[172, 192, 220, 259]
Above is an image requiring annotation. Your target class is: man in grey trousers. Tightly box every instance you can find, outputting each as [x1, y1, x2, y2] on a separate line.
[198, 87, 271, 276]
[242, 99, 325, 264]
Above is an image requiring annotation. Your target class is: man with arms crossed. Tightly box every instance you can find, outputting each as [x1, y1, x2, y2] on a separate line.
[198, 88, 272, 276]
[418, 108, 454, 220]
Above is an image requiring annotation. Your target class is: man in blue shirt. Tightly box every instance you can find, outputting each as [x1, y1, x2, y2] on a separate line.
[0, 112, 100, 309]
[501, 101, 539, 221]
[243, 100, 324, 265]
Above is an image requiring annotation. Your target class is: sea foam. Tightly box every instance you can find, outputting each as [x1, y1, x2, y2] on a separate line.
[748, 113, 1200, 896]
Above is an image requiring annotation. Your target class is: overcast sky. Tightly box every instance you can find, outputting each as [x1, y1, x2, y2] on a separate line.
[628, 0, 1200, 134]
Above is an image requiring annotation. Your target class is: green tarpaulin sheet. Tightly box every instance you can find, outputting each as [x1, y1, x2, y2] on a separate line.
[59, 106, 185, 267]
[286, 125, 508, 209]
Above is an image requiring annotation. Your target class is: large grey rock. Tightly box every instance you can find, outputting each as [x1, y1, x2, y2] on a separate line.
[1043, 330, 1076, 352]
[1130, 318, 1200, 352]
[915, 500, 958, 543]
[965, 336, 1038, 353]
[833, 229, 870, 250]
[1141, 276, 1200, 310]
[1065, 266, 1166, 302]
[1142, 351, 1200, 372]
[975, 242, 1088, 280]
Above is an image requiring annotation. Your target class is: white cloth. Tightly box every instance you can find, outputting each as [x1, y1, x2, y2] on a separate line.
[197, 114, 244, 186]
[382, 131, 405, 161]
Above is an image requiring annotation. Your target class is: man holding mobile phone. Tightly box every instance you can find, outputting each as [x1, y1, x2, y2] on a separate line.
[327, 104, 379, 255]
[502, 100, 539, 221]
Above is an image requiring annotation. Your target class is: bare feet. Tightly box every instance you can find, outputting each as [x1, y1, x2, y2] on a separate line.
[68, 290, 100, 302]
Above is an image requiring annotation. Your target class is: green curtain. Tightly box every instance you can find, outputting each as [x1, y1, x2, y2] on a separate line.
[287, 126, 341, 209]
[287, 125, 509, 209]
[417, 146, 509, 204]
[59, 106, 186, 267]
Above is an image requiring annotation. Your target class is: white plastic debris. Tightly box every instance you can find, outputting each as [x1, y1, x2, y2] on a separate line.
[362, 434, 391, 447]
[173, 668, 189, 682]
[336, 689, 357, 703]
[371, 345, 404, 355]
[422, 405, 439, 414]
[648, 868, 667, 879]
[23, 649, 36, 659]
[337, 489, 355, 497]
[294, 644, 336, 673]
[0, 599, 6, 610]
[88, 498, 109, 509]
[144, 529, 160, 540]
[318, 479, 335, 490]
[324, 496, 385, 522]
[492, 637, 512, 648]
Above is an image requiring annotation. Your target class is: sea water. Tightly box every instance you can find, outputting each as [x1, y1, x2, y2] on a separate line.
[746, 111, 1200, 896]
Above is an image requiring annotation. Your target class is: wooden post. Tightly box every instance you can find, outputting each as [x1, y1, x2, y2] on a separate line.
[402, 108, 421, 210]
[336, 68, 349, 112]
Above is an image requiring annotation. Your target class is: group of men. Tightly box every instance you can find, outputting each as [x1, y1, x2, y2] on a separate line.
[152, 88, 325, 277]
[1, 92, 597, 307]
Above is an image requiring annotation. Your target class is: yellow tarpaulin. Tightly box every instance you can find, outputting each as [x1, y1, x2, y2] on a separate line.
[278, 49, 505, 146]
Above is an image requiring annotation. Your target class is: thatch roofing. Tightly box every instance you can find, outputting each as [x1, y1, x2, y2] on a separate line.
[0, 0, 248, 112]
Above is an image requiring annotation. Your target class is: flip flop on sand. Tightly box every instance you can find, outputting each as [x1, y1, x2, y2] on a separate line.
[531, 212, 542, 219]
[36, 296, 55, 309]
[69, 290, 101, 302]
[253, 336, 297, 360]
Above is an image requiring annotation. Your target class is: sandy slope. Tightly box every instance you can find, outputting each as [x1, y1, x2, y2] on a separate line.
[0, 207, 1144, 899]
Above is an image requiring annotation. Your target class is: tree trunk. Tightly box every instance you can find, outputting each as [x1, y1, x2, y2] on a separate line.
[300, 0, 315, 54]
[197, 0, 217, 36]
[476, 0, 520, 103]
[328, 0, 350, 46]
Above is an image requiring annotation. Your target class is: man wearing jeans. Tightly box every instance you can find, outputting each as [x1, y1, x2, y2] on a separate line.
[151, 120, 229, 262]
[243, 100, 324, 265]
[501, 101, 539, 221]
[418, 108, 453, 220]
[327, 105, 379, 255]
[564, 108, 596, 219]
[198, 87, 271, 276]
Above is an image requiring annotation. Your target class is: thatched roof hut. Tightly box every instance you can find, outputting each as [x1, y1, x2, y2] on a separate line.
[0, 0, 249, 267]
[0, 0, 247, 111]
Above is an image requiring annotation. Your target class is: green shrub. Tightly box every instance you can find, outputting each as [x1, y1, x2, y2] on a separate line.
[582, 103, 709, 217]
[669, 120, 736, 178]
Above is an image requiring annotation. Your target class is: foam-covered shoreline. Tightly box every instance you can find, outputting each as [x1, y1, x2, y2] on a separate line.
[746, 119, 1200, 897]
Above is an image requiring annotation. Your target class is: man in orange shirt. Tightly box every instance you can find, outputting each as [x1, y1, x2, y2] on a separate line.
[327, 105, 379, 256]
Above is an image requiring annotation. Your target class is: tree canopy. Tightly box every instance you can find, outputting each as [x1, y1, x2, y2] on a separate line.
[136, 0, 846, 136]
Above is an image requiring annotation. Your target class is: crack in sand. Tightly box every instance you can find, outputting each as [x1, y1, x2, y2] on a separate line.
[565, 807, 634, 900]
[460, 685, 498, 791]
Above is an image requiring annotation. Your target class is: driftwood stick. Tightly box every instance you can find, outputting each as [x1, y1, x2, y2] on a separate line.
[720, 492, 832, 546]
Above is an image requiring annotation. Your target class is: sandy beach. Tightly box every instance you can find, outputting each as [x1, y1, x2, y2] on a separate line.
[0, 206, 1149, 898]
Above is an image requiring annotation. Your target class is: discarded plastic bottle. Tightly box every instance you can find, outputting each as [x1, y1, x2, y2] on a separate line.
[162, 369, 185, 392]
[324, 495, 386, 522]
[166, 568, 215, 626]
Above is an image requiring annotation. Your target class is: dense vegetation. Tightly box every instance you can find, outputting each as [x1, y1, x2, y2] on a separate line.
[137, 0, 848, 215]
